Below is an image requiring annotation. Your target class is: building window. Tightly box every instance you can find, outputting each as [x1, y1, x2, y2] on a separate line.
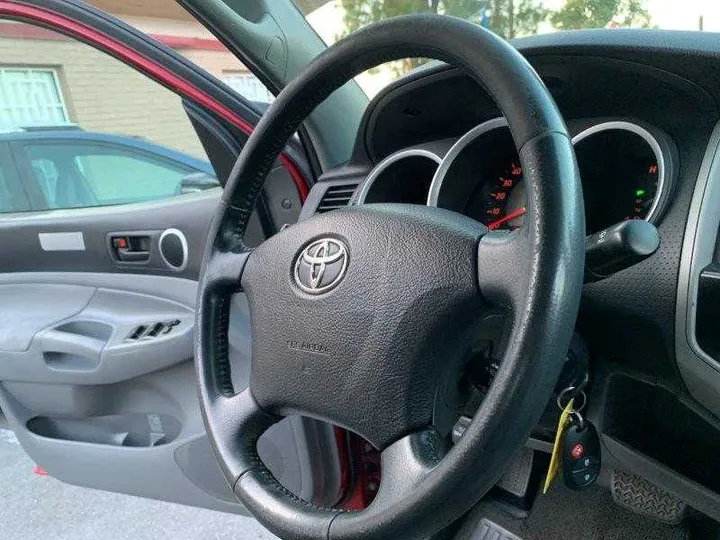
[0, 67, 70, 132]
[222, 72, 274, 104]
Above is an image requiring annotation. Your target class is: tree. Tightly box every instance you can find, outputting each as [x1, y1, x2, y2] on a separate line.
[339, 0, 549, 41]
[550, 0, 652, 30]
[338, 0, 548, 74]
[486, 0, 550, 39]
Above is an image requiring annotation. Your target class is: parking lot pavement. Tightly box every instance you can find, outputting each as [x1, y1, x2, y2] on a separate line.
[0, 427, 279, 540]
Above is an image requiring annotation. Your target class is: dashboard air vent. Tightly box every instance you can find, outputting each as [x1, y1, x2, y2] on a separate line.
[316, 183, 358, 213]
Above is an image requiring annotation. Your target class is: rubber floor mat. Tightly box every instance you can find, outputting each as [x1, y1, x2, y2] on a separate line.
[456, 484, 688, 540]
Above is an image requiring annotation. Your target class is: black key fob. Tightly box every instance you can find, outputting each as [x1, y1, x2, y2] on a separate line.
[562, 420, 601, 490]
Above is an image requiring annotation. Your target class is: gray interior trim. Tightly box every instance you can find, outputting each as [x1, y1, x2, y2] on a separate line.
[0, 285, 194, 385]
[0, 272, 198, 309]
[176, 0, 367, 169]
[38, 232, 86, 251]
[675, 119, 720, 416]
[0, 284, 95, 352]
[571, 120, 670, 224]
[355, 147, 443, 204]
[427, 117, 509, 207]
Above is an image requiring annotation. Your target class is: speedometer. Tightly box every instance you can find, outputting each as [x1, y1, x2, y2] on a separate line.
[468, 160, 526, 230]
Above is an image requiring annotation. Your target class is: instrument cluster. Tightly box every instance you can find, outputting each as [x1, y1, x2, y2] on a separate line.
[356, 118, 676, 235]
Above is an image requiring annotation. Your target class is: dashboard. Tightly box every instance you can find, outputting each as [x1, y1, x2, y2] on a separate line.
[355, 117, 676, 235]
[300, 31, 720, 521]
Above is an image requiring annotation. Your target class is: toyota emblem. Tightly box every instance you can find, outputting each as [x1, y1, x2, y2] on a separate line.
[294, 238, 348, 294]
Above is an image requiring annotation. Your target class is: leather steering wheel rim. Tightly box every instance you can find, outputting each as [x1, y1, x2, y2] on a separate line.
[196, 14, 585, 540]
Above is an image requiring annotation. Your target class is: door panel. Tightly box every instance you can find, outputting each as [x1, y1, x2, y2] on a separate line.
[0, 268, 242, 510]
[0, 191, 217, 277]
[0, 0, 342, 515]
[0, 207, 334, 511]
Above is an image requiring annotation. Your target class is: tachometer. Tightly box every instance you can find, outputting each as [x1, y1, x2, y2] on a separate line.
[572, 122, 672, 235]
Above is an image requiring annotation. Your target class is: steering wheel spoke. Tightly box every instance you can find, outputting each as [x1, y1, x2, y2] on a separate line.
[203, 389, 278, 483]
[202, 247, 250, 294]
[477, 228, 534, 310]
[372, 428, 444, 507]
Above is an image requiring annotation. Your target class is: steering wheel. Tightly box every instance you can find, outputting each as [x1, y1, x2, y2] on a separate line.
[196, 14, 584, 540]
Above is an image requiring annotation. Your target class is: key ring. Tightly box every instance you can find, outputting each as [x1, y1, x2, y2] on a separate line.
[569, 409, 585, 431]
[557, 386, 587, 413]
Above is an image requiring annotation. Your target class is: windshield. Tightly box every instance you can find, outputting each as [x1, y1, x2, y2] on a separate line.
[298, 0, 719, 96]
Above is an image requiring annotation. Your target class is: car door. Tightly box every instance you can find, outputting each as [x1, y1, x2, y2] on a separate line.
[0, 0, 342, 514]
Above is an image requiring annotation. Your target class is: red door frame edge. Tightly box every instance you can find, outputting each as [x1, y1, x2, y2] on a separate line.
[0, 1, 310, 201]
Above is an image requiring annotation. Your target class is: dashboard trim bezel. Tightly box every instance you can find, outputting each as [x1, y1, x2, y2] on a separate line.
[355, 147, 443, 204]
[426, 117, 509, 208]
[571, 120, 669, 225]
[676, 118, 720, 417]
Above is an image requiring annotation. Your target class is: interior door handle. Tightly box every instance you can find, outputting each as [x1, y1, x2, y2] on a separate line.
[110, 235, 151, 263]
[36, 328, 104, 370]
[116, 249, 150, 262]
[37, 329, 104, 357]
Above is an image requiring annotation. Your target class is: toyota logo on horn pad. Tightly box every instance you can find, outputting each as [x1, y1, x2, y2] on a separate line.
[294, 238, 348, 294]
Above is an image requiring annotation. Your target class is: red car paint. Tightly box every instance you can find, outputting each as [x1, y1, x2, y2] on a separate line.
[32, 465, 49, 476]
[333, 428, 380, 510]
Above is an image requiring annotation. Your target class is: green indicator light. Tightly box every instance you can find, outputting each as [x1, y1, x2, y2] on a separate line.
[636, 189, 646, 197]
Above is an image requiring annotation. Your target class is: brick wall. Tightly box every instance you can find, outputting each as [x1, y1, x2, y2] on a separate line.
[0, 35, 208, 159]
[88, 0, 194, 21]
[179, 48, 244, 80]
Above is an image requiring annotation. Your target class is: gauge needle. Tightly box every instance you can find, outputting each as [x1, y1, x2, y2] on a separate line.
[488, 206, 527, 230]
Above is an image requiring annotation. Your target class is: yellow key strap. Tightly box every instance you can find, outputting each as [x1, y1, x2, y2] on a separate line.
[543, 397, 575, 494]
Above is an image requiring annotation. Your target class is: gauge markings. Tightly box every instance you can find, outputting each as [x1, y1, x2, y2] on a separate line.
[480, 161, 525, 230]
[488, 206, 527, 230]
